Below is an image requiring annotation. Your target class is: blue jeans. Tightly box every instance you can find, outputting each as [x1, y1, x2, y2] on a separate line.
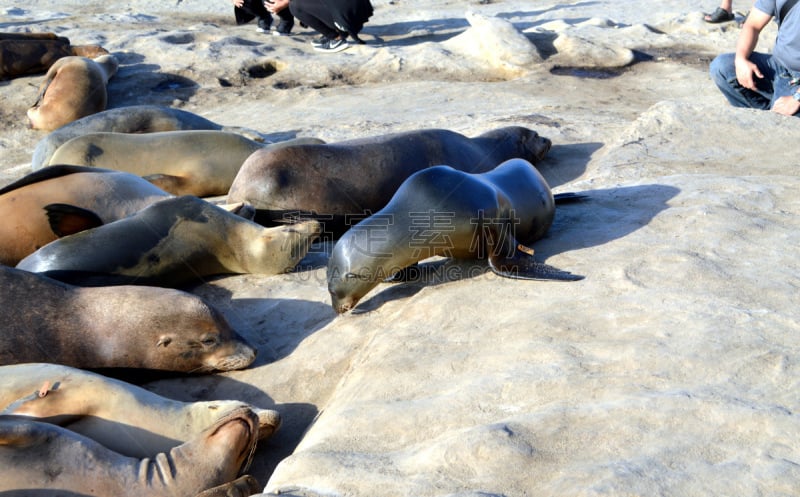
[709, 52, 800, 113]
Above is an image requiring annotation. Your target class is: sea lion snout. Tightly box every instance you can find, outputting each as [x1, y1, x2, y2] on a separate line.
[204, 339, 256, 372]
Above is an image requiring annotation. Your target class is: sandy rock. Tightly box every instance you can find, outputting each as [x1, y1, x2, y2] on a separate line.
[443, 12, 543, 77]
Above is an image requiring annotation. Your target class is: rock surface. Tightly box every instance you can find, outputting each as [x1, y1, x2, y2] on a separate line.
[1, 0, 798, 495]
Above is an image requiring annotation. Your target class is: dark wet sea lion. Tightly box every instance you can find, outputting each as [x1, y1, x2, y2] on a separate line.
[327, 158, 583, 313]
[0, 32, 108, 79]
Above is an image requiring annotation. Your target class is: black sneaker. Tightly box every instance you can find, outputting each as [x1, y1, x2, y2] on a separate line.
[314, 37, 349, 53]
[257, 18, 271, 33]
[311, 35, 329, 48]
[274, 19, 293, 35]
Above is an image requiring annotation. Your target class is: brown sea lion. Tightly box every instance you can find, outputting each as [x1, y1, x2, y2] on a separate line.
[327, 158, 584, 313]
[0, 406, 260, 496]
[27, 53, 119, 131]
[47, 131, 325, 197]
[0, 165, 171, 266]
[16, 195, 322, 287]
[227, 126, 552, 236]
[0, 363, 281, 458]
[0, 266, 256, 372]
[0, 32, 108, 79]
[31, 104, 267, 170]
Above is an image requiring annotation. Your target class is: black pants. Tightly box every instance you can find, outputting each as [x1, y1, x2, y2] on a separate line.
[289, 0, 341, 39]
[235, 0, 294, 28]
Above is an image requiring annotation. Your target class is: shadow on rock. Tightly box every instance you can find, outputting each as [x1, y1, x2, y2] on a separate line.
[536, 183, 681, 259]
[538, 141, 603, 187]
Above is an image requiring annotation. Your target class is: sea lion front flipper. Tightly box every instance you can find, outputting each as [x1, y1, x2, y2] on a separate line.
[29, 71, 54, 109]
[489, 243, 584, 281]
[195, 475, 261, 497]
[143, 173, 189, 195]
[44, 203, 104, 237]
[387, 262, 421, 282]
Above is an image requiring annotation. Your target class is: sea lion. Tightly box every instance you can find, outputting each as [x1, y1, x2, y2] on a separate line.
[47, 131, 325, 197]
[327, 158, 584, 313]
[227, 126, 552, 236]
[0, 165, 171, 265]
[16, 195, 322, 287]
[31, 104, 267, 170]
[0, 266, 256, 372]
[27, 53, 119, 131]
[0, 405, 259, 496]
[0, 32, 108, 79]
[0, 363, 281, 458]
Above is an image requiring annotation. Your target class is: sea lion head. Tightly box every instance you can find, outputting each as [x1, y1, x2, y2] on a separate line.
[79, 285, 257, 373]
[148, 300, 256, 373]
[327, 223, 398, 314]
[514, 126, 552, 163]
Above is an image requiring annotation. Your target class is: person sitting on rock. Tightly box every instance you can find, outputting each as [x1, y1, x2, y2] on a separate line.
[709, 0, 800, 116]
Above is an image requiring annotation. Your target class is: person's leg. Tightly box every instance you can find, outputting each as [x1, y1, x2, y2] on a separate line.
[768, 61, 800, 109]
[709, 52, 775, 109]
[238, 0, 273, 31]
[289, 0, 342, 40]
[274, 8, 295, 34]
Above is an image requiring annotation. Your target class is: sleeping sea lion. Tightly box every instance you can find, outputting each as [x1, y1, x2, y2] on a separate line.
[47, 131, 324, 197]
[27, 54, 119, 131]
[0, 363, 281, 457]
[16, 195, 321, 287]
[30, 104, 267, 170]
[226, 126, 552, 236]
[0, 32, 108, 79]
[0, 165, 171, 265]
[0, 266, 256, 372]
[0, 406, 260, 496]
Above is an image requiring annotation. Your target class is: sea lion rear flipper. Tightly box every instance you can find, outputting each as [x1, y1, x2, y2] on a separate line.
[143, 173, 188, 195]
[44, 203, 104, 237]
[489, 243, 584, 281]
[553, 192, 588, 204]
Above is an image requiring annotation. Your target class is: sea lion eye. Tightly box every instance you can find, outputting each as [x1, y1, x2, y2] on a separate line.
[200, 336, 219, 347]
[345, 272, 369, 281]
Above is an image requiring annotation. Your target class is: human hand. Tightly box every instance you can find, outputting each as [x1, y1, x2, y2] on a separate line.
[231, 0, 244, 7]
[771, 95, 800, 116]
[265, 0, 289, 13]
[734, 57, 763, 91]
